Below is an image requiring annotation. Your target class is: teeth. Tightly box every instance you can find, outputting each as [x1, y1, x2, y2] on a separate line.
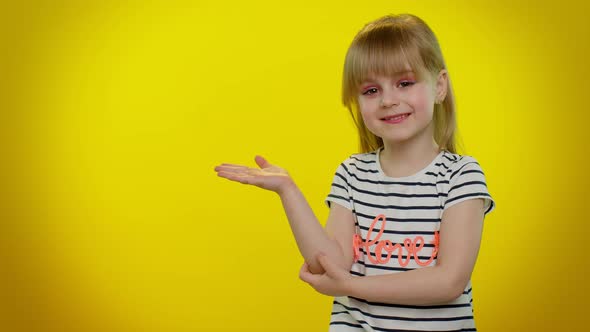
[385, 114, 407, 120]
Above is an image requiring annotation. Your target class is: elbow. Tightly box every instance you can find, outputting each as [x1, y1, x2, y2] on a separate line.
[446, 285, 466, 302]
[306, 245, 351, 275]
[435, 266, 470, 302]
[442, 274, 470, 302]
[307, 261, 325, 274]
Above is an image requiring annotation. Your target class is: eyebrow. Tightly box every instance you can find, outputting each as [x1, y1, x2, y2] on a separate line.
[363, 70, 415, 82]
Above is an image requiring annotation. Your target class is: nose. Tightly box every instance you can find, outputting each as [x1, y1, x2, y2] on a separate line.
[380, 88, 400, 108]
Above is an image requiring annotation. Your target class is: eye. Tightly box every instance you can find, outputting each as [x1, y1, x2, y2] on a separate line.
[399, 81, 415, 88]
[362, 87, 379, 95]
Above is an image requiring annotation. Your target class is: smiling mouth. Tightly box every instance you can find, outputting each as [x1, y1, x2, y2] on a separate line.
[381, 113, 410, 123]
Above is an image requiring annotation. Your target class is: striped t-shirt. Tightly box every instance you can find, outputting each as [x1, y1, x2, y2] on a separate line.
[325, 147, 495, 332]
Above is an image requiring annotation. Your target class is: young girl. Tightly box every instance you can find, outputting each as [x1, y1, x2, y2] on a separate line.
[214, 13, 495, 332]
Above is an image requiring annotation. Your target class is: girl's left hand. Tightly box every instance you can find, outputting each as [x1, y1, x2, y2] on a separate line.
[299, 253, 353, 297]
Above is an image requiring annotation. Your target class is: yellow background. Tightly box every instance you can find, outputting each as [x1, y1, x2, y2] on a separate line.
[2, 0, 588, 331]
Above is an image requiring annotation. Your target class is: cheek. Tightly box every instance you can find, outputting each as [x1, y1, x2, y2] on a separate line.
[411, 90, 435, 115]
[358, 103, 372, 120]
[359, 105, 378, 122]
[357, 99, 371, 112]
[358, 109, 379, 132]
[358, 98, 380, 115]
[359, 111, 372, 126]
[415, 99, 434, 114]
[361, 117, 380, 137]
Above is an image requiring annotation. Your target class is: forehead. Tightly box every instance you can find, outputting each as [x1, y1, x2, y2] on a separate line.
[352, 49, 430, 86]
[363, 69, 416, 82]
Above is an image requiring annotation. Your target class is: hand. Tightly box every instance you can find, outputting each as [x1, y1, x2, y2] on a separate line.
[299, 253, 353, 297]
[214, 155, 294, 194]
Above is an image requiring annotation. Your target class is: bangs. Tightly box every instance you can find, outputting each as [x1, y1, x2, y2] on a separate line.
[340, 14, 455, 153]
[342, 25, 431, 106]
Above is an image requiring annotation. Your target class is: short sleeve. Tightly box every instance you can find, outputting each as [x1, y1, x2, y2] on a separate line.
[444, 157, 495, 216]
[324, 162, 353, 211]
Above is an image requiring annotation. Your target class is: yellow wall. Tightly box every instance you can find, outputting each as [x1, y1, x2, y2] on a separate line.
[2, 1, 588, 331]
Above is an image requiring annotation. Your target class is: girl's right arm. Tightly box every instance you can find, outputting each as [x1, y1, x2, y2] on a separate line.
[214, 155, 355, 274]
[278, 181, 356, 274]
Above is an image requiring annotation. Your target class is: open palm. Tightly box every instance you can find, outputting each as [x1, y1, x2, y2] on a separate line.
[214, 155, 292, 193]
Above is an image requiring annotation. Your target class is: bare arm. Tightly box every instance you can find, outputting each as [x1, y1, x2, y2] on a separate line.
[277, 182, 355, 273]
[215, 156, 355, 273]
[300, 198, 485, 305]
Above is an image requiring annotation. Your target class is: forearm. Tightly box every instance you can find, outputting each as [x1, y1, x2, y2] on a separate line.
[278, 180, 346, 274]
[346, 266, 465, 305]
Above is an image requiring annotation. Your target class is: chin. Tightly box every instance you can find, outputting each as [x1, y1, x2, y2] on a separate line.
[381, 131, 416, 142]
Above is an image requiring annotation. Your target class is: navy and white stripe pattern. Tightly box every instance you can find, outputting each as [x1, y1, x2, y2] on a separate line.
[325, 148, 495, 331]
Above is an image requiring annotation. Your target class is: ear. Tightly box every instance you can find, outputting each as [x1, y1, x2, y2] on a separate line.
[434, 69, 448, 103]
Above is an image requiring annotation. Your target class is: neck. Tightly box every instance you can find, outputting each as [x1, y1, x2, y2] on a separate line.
[379, 128, 441, 178]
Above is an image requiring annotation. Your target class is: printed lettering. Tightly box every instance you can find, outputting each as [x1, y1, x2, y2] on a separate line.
[352, 214, 439, 266]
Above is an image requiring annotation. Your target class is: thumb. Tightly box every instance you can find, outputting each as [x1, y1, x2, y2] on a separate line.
[299, 262, 319, 284]
[255, 155, 272, 169]
[316, 253, 334, 275]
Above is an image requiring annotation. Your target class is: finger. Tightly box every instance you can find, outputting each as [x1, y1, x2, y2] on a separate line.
[216, 171, 253, 185]
[215, 167, 261, 178]
[218, 163, 249, 168]
[298, 262, 308, 279]
[316, 253, 335, 275]
[299, 263, 319, 285]
[255, 155, 272, 169]
[214, 165, 250, 173]
[219, 170, 268, 186]
[299, 261, 316, 277]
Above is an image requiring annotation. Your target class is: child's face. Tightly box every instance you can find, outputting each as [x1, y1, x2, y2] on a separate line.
[357, 68, 443, 145]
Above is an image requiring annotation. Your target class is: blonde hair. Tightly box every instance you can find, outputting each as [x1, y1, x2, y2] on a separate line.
[342, 14, 458, 154]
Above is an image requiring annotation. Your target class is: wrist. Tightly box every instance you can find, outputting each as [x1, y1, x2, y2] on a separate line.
[276, 177, 297, 196]
[343, 274, 360, 297]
